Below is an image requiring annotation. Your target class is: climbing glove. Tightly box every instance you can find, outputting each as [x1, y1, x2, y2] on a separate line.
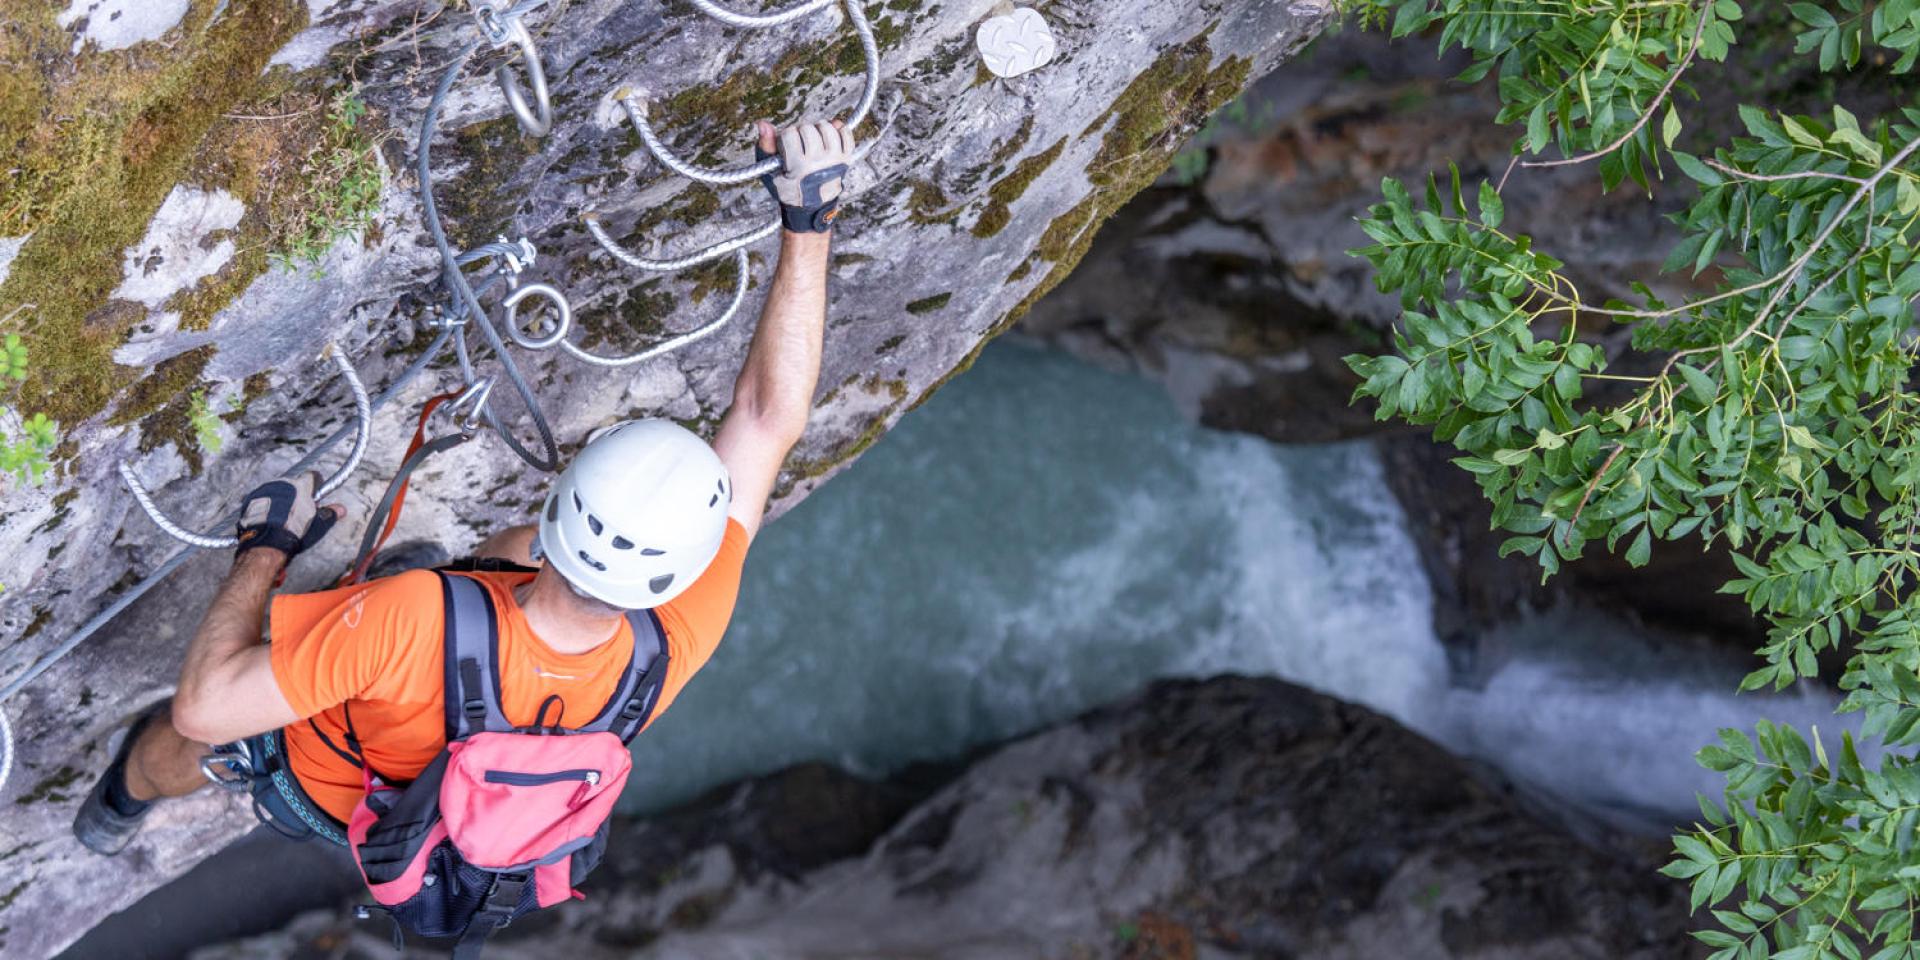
[235, 471, 339, 562]
[757, 120, 855, 234]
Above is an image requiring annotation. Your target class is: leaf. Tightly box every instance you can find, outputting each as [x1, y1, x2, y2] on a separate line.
[1790, 3, 1837, 28]
[1527, 100, 1551, 154]
[1478, 181, 1505, 229]
[1678, 364, 1718, 404]
[1492, 449, 1532, 466]
[1626, 526, 1653, 567]
[1781, 115, 1824, 147]
[1663, 103, 1683, 149]
[1673, 151, 1724, 186]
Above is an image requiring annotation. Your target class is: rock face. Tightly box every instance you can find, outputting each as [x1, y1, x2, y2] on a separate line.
[0, 2, 1334, 954]
[1017, 27, 1765, 651]
[194, 677, 1699, 959]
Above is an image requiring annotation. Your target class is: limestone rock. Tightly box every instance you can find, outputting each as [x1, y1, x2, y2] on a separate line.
[0, 1, 1331, 954]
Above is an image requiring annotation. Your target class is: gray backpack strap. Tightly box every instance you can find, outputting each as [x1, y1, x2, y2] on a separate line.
[438, 572, 512, 740]
[582, 608, 672, 743]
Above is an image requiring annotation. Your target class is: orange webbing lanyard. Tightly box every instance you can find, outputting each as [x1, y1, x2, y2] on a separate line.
[338, 390, 471, 587]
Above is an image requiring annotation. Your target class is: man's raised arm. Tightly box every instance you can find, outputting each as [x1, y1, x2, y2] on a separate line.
[713, 118, 851, 540]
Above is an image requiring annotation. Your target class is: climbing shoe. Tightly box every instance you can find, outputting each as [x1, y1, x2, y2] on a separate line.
[72, 700, 170, 856]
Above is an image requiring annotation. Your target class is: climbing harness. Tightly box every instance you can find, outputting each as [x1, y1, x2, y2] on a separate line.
[0, 0, 899, 795]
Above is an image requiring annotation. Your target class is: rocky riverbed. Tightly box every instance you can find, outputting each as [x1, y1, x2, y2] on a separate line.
[189, 676, 1701, 960]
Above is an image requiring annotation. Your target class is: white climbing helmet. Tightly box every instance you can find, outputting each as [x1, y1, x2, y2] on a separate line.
[538, 419, 731, 609]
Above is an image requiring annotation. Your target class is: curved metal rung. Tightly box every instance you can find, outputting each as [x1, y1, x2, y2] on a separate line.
[472, 4, 553, 137]
[685, 0, 840, 28]
[501, 282, 573, 350]
[592, 90, 900, 271]
[496, 31, 553, 137]
[623, 0, 882, 185]
[481, 13, 553, 137]
[584, 212, 780, 272]
[119, 345, 373, 550]
[558, 249, 752, 367]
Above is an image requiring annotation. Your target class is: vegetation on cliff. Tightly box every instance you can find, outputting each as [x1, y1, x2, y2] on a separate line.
[1343, 0, 1920, 955]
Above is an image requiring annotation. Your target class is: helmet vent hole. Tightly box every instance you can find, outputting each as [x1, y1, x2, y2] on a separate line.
[571, 491, 583, 513]
[611, 536, 633, 550]
[545, 496, 558, 523]
[708, 494, 718, 507]
[641, 547, 665, 556]
[576, 550, 607, 573]
[649, 573, 674, 594]
[587, 514, 603, 536]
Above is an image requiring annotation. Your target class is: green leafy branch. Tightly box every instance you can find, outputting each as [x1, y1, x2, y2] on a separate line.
[1339, 1, 1920, 955]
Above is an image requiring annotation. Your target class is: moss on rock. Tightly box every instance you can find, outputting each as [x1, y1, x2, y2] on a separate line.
[442, 115, 538, 249]
[905, 292, 952, 315]
[916, 32, 1250, 411]
[971, 136, 1065, 239]
[0, 0, 307, 430]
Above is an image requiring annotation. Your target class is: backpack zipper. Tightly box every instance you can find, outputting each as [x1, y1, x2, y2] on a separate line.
[483, 769, 601, 786]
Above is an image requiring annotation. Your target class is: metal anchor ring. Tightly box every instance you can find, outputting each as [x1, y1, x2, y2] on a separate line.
[501, 282, 573, 350]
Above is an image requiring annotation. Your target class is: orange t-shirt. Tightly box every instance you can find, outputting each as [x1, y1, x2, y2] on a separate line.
[269, 520, 749, 822]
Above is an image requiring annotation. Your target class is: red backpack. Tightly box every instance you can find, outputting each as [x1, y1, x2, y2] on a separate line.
[345, 570, 668, 957]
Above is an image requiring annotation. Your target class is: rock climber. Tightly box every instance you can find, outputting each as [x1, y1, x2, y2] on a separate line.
[72, 117, 857, 853]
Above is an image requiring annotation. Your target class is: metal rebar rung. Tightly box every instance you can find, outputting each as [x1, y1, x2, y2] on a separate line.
[685, 0, 840, 28]
[119, 345, 372, 550]
[584, 213, 780, 272]
[625, 0, 884, 185]
[592, 87, 899, 272]
[559, 249, 753, 368]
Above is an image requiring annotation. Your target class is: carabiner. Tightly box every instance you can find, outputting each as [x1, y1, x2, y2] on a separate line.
[200, 752, 254, 792]
[475, 4, 553, 137]
[442, 376, 497, 437]
[501, 282, 573, 350]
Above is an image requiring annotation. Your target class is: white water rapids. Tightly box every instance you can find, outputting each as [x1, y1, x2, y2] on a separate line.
[625, 339, 1845, 835]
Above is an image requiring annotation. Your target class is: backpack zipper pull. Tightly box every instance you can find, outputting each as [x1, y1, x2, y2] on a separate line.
[571, 772, 600, 808]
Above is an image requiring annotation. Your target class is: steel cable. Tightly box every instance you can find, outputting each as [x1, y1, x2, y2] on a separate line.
[417, 39, 562, 472]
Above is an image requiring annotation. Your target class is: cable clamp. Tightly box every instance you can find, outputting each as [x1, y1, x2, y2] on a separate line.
[425, 302, 466, 330]
[498, 235, 538, 275]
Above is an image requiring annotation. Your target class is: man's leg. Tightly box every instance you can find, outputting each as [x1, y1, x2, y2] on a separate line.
[123, 707, 213, 801]
[73, 702, 209, 855]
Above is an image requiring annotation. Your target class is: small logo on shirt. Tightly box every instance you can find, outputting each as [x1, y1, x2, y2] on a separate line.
[342, 591, 370, 629]
[532, 665, 580, 681]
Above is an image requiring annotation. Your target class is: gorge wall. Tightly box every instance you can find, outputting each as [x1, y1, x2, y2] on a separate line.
[0, 1, 1336, 954]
